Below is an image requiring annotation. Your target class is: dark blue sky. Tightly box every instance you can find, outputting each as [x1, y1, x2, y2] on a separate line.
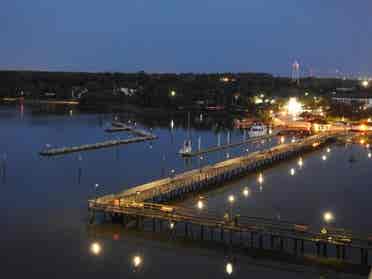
[1, 0, 372, 76]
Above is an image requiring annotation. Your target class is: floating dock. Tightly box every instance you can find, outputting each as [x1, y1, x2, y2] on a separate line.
[39, 135, 157, 156]
[40, 121, 156, 156]
[181, 134, 277, 157]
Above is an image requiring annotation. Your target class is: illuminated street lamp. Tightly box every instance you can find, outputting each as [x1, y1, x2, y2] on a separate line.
[170, 90, 176, 97]
[257, 173, 263, 185]
[228, 195, 235, 220]
[94, 183, 100, 202]
[132, 255, 143, 268]
[298, 157, 303, 167]
[228, 195, 235, 203]
[197, 199, 204, 210]
[326, 148, 331, 153]
[322, 155, 327, 161]
[368, 152, 372, 159]
[90, 242, 102, 256]
[242, 187, 250, 198]
[290, 168, 295, 176]
[169, 221, 175, 230]
[362, 80, 369, 88]
[225, 262, 233, 276]
[323, 211, 334, 224]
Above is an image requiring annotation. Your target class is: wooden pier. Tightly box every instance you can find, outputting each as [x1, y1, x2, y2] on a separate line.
[181, 134, 277, 157]
[88, 131, 372, 269]
[88, 199, 371, 270]
[105, 121, 153, 138]
[40, 121, 156, 156]
[39, 136, 157, 156]
[98, 131, 341, 204]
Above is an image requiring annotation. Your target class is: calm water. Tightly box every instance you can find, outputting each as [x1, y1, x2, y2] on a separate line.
[0, 104, 369, 278]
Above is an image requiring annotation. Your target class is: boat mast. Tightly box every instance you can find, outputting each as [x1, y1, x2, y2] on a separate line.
[187, 111, 191, 140]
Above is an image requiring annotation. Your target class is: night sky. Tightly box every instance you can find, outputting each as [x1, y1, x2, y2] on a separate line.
[1, 0, 372, 76]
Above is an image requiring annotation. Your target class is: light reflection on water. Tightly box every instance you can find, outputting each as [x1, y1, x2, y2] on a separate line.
[0, 105, 370, 279]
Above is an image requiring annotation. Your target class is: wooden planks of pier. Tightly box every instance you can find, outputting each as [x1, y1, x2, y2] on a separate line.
[99, 131, 342, 204]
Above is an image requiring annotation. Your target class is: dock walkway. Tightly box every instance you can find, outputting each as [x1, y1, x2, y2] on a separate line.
[40, 121, 156, 156]
[88, 131, 372, 268]
[182, 134, 277, 157]
[99, 131, 341, 204]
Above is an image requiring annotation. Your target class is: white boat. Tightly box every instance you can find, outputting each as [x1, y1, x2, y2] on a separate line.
[248, 123, 268, 138]
[179, 139, 192, 156]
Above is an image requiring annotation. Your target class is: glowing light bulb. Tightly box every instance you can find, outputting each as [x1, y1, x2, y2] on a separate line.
[258, 173, 263, 184]
[90, 242, 102, 256]
[323, 211, 334, 223]
[197, 200, 204, 210]
[242, 187, 250, 197]
[226, 262, 233, 275]
[133, 255, 142, 268]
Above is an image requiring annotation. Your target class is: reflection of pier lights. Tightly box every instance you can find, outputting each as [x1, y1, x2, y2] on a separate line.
[225, 262, 234, 276]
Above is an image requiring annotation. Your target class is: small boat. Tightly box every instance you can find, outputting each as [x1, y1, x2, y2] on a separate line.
[248, 123, 268, 138]
[179, 139, 192, 156]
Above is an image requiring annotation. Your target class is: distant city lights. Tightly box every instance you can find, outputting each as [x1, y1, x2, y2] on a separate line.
[285, 97, 304, 119]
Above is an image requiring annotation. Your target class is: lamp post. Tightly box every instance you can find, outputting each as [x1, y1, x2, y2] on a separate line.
[323, 211, 334, 225]
[94, 183, 99, 203]
[197, 199, 204, 211]
[199, 155, 204, 173]
[228, 195, 235, 222]
[90, 242, 102, 256]
[132, 255, 143, 271]
[242, 187, 250, 198]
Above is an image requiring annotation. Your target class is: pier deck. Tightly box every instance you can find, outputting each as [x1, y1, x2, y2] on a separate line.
[99, 131, 341, 204]
[88, 131, 372, 268]
[40, 121, 156, 156]
[181, 134, 277, 157]
[39, 136, 156, 156]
